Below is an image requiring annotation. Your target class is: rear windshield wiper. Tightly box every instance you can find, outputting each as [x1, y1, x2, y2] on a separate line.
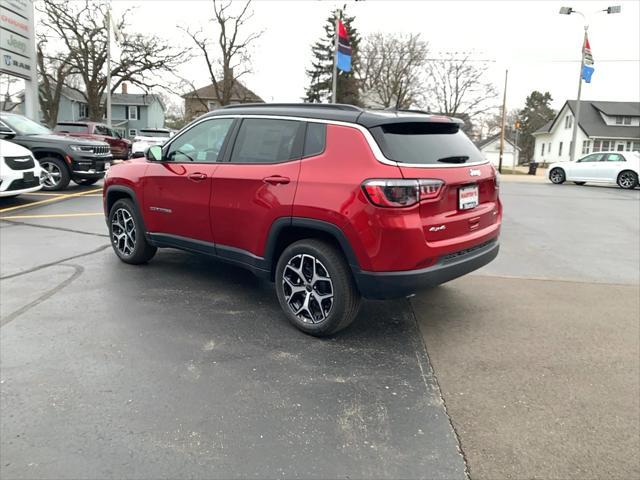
[437, 155, 469, 164]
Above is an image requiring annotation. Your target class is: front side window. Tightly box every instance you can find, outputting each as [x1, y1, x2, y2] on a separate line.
[578, 153, 604, 163]
[230, 119, 304, 164]
[166, 118, 234, 163]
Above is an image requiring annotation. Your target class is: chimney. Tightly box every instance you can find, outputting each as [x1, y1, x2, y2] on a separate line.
[122, 83, 128, 94]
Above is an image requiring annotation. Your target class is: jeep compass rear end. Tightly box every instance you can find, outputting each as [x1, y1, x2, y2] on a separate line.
[104, 104, 500, 336]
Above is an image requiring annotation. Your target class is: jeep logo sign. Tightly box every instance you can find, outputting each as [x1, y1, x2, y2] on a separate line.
[0, 0, 35, 81]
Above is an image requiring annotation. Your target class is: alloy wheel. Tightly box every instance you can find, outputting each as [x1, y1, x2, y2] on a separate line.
[550, 169, 563, 184]
[40, 161, 62, 188]
[619, 172, 636, 189]
[282, 253, 334, 324]
[111, 208, 136, 256]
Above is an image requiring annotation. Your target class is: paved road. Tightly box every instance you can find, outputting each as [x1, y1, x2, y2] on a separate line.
[0, 186, 465, 479]
[416, 181, 640, 479]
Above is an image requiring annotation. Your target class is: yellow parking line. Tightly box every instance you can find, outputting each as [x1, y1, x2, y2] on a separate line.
[0, 212, 104, 220]
[0, 188, 101, 214]
[21, 192, 66, 197]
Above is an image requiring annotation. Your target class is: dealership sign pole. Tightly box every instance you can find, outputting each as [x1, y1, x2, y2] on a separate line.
[0, 0, 38, 120]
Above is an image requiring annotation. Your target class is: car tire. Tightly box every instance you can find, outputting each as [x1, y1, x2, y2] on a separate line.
[574, 181, 586, 185]
[617, 171, 638, 190]
[549, 168, 565, 184]
[108, 198, 157, 264]
[39, 157, 70, 191]
[275, 239, 361, 337]
[74, 178, 100, 186]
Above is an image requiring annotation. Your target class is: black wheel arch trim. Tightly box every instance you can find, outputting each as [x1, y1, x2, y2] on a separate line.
[104, 185, 149, 233]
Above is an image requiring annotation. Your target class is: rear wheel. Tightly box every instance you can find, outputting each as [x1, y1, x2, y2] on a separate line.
[617, 171, 638, 190]
[108, 198, 157, 264]
[549, 168, 565, 184]
[275, 239, 361, 337]
[39, 157, 70, 191]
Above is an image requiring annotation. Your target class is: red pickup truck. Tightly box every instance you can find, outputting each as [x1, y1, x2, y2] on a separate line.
[55, 122, 131, 160]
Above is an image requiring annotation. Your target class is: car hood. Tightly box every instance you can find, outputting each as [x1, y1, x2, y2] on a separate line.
[0, 139, 33, 157]
[22, 133, 109, 146]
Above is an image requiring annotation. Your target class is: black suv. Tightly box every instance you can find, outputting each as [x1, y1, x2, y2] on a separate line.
[0, 112, 112, 190]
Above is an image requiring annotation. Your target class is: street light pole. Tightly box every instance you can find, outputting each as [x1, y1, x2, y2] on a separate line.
[559, 5, 621, 162]
[106, 8, 112, 127]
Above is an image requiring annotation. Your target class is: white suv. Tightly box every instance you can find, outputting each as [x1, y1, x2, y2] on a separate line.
[0, 139, 42, 197]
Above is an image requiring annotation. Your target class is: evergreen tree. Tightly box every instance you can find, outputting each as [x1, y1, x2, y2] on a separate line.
[519, 91, 556, 161]
[304, 8, 361, 105]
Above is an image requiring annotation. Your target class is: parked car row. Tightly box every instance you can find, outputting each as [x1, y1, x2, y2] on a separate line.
[0, 112, 174, 194]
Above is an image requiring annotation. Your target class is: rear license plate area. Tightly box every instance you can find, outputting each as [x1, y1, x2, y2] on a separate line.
[459, 184, 479, 210]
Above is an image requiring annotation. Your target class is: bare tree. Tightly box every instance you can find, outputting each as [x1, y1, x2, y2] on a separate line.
[360, 33, 428, 109]
[422, 54, 498, 126]
[0, 74, 21, 112]
[37, 42, 73, 127]
[38, 0, 187, 121]
[182, 0, 262, 107]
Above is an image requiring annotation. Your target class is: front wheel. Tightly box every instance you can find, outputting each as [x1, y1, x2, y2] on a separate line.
[275, 239, 361, 337]
[549, 168, 565, 184]
[108, 199, 157, 264]
[39, 157, 70, 191]
[617, 171, 638, 190]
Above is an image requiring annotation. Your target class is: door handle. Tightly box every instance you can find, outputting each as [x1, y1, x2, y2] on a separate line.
[188, 172, 207, 181]
[263, 175, 290, 185]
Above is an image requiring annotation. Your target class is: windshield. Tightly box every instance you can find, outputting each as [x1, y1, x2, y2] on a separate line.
[1, 115, 52, 135]
[370, 122, 484, 165]
[139, 130, 170, 138]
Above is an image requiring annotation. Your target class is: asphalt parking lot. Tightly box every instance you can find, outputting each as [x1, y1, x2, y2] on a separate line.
[1, 180, 639, 479]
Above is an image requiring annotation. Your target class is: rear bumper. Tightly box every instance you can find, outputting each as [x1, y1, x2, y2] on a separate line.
[353, 238, 499, 299]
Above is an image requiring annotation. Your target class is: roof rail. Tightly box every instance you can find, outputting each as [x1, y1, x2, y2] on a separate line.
[382, 107, 431, 115]
[220, 102, 363, 112]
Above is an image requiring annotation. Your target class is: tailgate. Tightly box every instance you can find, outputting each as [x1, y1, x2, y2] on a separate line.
[399, 163, 500, 247]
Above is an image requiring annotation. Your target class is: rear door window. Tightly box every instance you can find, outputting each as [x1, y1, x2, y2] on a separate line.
[370, 122, 484, 165]
[230, 119, 304, 164]
[303, 123, 326, 157]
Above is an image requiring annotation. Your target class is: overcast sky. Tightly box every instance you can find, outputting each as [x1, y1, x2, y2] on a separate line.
[107, 0, 640, 111]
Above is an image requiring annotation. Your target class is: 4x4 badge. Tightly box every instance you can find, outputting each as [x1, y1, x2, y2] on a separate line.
[469, 169, 481, 176]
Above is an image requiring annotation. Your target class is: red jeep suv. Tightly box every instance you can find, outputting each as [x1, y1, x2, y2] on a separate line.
[103, 104, 501, 336]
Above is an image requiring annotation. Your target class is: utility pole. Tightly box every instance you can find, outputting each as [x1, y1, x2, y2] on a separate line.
[513, 121, 520, 174]
[331, 10, 339, 104]
[569, 27, 587, 163]
[106, 7, 112, 127]
[498, 69, 508, 174]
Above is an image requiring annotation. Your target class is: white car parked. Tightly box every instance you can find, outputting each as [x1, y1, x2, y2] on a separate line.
[548, 151, 639, 189]
[0, 139, 42, 198]
[131, 128, 174, 155]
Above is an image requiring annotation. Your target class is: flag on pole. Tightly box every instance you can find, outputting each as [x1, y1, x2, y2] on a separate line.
[581, 34, 594, 83]
[336, 20, 352, 72]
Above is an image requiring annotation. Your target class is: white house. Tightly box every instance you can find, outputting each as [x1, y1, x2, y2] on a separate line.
[533, 100, 640, 164]
[477, 134, 521, 169]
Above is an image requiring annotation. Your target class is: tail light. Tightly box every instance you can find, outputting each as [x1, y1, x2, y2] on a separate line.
[362, 179, 444, 208]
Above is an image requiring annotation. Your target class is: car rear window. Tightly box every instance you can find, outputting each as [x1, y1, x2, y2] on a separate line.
[370, 122, 484, 165]
[55, 124, 88, 133]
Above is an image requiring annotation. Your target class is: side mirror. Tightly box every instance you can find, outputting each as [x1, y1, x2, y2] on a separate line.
[146, 145, 163, 161]
[0, 125, 16, 139]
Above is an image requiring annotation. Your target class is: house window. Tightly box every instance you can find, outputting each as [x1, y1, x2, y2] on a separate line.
[78, 103, 89, 119]
[623, 116, 631, 125]
[541, 143, 545, 156]
[548, 142, 552, 153]
[601, 140, 611, 151]
[582, 140, 590, 154]
[129, 129, 137, 137]
[207, 101, 218, 111]
[632, 141, 640, 152]
[615, 116, 623, 124]
[128, 106, 138, 120]
[593, 140, 601, 152]
[558, 141, 563, 156]
[565, 115, 572, 129]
